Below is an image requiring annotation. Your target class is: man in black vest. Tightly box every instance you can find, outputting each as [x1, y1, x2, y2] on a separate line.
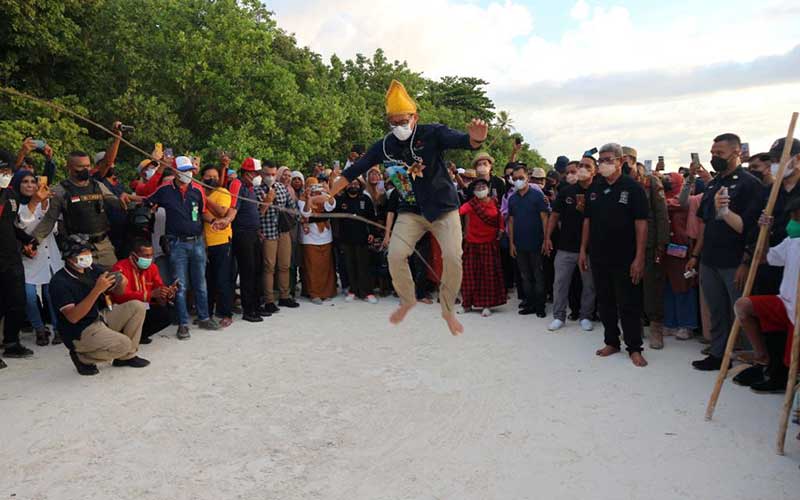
[33, 151, 128, 267]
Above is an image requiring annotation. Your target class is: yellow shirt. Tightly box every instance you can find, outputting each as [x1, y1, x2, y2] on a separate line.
[204, 188, 233, 247]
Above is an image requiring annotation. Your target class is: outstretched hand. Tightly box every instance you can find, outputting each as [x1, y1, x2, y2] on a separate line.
[467, 119, 488, 145]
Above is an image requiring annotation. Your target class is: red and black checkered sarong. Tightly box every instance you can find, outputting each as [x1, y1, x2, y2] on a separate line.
[461, 240, 506, 309]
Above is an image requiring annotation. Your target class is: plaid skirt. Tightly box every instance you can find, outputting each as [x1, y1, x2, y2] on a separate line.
[462, 240, 506, 309]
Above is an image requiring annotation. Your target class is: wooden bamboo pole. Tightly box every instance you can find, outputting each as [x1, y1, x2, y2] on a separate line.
[705, 112, 798, 421]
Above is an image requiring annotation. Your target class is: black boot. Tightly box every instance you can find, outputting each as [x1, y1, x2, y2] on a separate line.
[69, 351, 99, 376]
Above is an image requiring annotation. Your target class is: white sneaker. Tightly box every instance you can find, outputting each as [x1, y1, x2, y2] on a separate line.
[311, 297, 323, 305]
[481, 308, 491, 317]
[345, 293, 355, 302]
[580, 319, 593, 331]
[548, 319, 564, 331]
[366, 294, 378, 304]
[456, 305, 467, 314]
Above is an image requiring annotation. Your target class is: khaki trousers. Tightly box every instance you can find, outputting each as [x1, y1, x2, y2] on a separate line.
[387, 210, 462, 315]
[73, 301, 146, 364]
[262, 232, 292, 303]
[93, 237, 118, 268]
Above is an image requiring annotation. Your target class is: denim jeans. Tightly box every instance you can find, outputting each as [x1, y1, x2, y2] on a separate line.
[168, 236, 210, 326]
[25, 283, 58, 332]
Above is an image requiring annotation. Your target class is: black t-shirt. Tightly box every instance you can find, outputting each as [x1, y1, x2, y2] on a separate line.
[0, 188, 32, 269]
[585, 175, 649, 267]
[386, 187, 420, 216]
[49, 266, 107, 346]
[465, 175, 506, 202]
[335, 192, 375, 245]
[552, 183, 589, 253]
[697, 167, 762, 268]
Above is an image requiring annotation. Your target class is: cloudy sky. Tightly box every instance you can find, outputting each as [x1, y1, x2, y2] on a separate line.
[268, 0, 800, 168]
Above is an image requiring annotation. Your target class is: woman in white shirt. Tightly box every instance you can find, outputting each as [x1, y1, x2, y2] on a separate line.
[13, 171, 63, 346]
[297, 179, 337, 304]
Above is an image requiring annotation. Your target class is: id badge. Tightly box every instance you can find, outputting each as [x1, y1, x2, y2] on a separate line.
[191, 202, 199, 222]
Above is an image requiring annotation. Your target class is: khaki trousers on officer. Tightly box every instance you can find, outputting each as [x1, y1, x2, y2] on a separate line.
[262, 232, 293, 303]
[92, 237, 118, 268]
[72, 301, 146, 364]
[387, 210, 462, 316]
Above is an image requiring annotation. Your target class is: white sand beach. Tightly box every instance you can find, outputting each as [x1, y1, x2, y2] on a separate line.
[1, 296, 798, 500]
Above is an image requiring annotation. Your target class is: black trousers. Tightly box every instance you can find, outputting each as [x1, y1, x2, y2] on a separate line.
[142, 304, 173, 339]
[233, 231, 262, 315]
[516, 249, 545, 312]
[592, 262, 644, 353]
[340, 242, 372, 297]
[568, 263, 583, 316]
[1, 263, 27, 346]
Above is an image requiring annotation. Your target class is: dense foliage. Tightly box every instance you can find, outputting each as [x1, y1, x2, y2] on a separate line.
[0, 0, 547, 180]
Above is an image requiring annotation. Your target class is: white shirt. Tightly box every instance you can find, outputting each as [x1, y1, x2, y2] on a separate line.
[767, 236, 800, 323]
[151, 207, 167, 259]
[18, 201, 64, 285]
[298, 199, 336, 245]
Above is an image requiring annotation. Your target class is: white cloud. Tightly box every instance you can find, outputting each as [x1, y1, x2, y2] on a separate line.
[268, 0, 800, 165]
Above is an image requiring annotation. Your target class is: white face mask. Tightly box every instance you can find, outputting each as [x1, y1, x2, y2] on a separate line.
[391, 123, 413, 141]
[474, 189, 489, 199]
[598, 164, 616, 178]
[513, 179, 527, 190]
[771, 160, 796, 179]
[263, 175, 275, 187]
[577, 169, 591, 181]
[144, 168, 155, 180]
[566, 173, 578, 185]
[177, 171, 193, 184]
[0, 173, 11, 189]
[476, 165, 491, 176]
[251, 175, 262, 187]
[75, 254, 93, 269]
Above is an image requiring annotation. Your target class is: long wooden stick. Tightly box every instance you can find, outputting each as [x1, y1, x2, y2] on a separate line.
[705, 112, 799, 421]
[776, 264, 800, 454]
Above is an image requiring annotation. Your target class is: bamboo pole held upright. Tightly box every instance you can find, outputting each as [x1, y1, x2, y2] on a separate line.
[705, 112, 798, 421]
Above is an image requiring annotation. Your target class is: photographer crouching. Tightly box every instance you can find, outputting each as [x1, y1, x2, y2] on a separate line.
[49, 234, 150, 376]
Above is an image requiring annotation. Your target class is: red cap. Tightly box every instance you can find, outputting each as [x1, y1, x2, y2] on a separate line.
[241, 157, 262, 172]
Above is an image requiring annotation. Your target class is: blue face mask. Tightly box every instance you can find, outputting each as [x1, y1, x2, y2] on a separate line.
[786, 219, 800, 239]
[134, 254, 153, 270]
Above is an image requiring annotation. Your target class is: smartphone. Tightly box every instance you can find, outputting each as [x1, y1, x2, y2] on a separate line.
[644, 160, 653, 173]
[33, 139, 46, 152]
[584, 147, 598, 157]
[691, 153, 700, 164]
[741, 142, 750, 158]
[38, 175, 48, 187]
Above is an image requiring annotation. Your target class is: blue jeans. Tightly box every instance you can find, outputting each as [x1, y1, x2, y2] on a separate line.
[25, 283, 58, 332]
[663, 282, 698, 330]
[206, 243, 234, 318]
[168, 236, 210, 326]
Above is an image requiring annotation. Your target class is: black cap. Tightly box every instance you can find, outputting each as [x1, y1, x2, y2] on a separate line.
[59, 234, 93, 259]
[547, 170, 560, 180]
[0, 149, 14, 170]
[351, 144, 365, 154]
[768, 138, 800, 161]
[554, 156, 570, 173]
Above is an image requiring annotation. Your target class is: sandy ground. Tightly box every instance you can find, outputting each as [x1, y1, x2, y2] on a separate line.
[1, 295, 799, 500]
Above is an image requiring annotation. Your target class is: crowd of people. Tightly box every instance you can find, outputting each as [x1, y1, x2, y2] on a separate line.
[0, 86, 798, 418]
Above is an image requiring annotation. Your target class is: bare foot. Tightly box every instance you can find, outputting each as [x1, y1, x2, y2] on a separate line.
[630, 352, 648, 367]
[442, 313, 464, 336]
[596, 345, 620, 357]
[389, 303, 415, 325]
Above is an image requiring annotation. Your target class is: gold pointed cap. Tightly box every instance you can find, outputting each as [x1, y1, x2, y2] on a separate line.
[385, 80, 417, 116]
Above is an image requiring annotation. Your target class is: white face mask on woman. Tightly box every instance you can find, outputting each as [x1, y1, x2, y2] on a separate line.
[75, 254, 93, 269]
[474, 188, 489, 199]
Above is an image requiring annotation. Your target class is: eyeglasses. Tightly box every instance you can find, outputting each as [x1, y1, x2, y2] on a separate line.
[598, 157, 618, 165]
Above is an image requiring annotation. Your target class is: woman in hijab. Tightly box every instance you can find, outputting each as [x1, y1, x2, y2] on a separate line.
[662, 172, 697, 342]
[12, 170, 63, 345]
[297, 178, 337, 304]
[458, 178, 506, 317]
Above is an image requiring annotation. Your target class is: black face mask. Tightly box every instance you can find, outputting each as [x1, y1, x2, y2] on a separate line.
[204, 179, 219, 188]
[347, 187, 360, 195]
[710, 155, 730, 172]
[74, 169, 90, 181]
[661, 178, 673, 193]
[622, 162, 632, 176]
[749, 169, 764, 182]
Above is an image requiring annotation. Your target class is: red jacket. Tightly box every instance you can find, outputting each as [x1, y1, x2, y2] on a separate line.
[111, 256, 165, 304]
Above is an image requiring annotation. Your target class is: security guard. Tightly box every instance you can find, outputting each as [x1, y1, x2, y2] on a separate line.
[580, 143, 650, 367]
[33, 151, 128, 267]
[0, 150, 38, 365]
